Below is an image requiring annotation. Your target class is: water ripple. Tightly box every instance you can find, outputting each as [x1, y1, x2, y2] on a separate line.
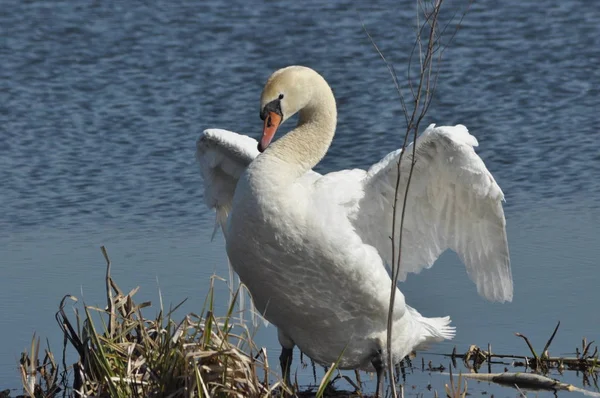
[2, 0, 599, 231]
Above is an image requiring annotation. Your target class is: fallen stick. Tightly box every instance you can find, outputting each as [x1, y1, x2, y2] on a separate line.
[443, 372, 600, 397]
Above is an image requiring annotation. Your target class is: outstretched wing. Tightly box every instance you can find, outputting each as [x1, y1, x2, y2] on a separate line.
[352, 124, 512, 302]
[195, 128, 259, 232]
[196, 128, 265, 326]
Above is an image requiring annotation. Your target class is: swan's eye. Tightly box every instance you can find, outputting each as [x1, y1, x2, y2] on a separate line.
[278, 94, 284, 100]
[261, 98, 283, 122]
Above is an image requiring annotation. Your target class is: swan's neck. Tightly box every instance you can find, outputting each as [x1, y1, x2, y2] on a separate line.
[263, 88, 337, 177]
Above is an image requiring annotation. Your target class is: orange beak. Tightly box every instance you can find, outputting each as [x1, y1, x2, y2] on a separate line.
[259, 111, 282, 152]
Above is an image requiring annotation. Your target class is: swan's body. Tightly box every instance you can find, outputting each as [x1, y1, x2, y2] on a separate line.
[196, 66, 512, 390]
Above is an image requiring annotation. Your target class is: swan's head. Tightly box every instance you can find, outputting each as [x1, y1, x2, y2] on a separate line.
[258, 66, 323, 152]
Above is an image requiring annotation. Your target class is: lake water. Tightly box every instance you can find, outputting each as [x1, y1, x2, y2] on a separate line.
[2, 0, 599, 396]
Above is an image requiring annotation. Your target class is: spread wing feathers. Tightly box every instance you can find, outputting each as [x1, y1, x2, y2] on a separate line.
[196, 129, 266, 327]
[196, 129, 260, 233]
[353, 124, 512, 302]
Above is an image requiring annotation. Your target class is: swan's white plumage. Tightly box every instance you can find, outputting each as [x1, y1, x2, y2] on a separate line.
[196, 124, 511, 367]
[195, 65, 511, 374]
[195, 128, 259, 231]
[197, 125, 511, 303]
[352, 124, 512, 302]
[195, 129, 263, 326]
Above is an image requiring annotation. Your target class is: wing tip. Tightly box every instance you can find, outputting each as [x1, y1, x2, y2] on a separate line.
[423, 123, 479, 148]
[480, 279, 513, 303]
[198, 128, 260, 157]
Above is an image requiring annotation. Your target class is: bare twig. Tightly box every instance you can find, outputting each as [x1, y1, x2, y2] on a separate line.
[361, 23, 410, 128]
[363, 1, 473, 396]
[387, 1, 445, 396]
[515, 332, 539, 363]
[541, 321, 561, 358]
[101, 245, 116, 337]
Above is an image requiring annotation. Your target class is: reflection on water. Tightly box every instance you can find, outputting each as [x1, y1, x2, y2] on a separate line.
[2, 0, 600, 395]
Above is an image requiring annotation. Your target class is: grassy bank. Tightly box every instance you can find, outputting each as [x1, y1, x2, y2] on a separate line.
[15, 247, 297, 398]
[7, 247, 600, 398]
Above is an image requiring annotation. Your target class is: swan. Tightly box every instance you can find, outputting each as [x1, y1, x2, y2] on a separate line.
[196, 65, 512, 395]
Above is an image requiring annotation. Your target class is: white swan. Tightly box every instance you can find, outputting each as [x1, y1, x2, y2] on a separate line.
[196, 66, 512, 394]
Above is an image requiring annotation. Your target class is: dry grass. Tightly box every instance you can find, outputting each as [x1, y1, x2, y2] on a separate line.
[15, 246, 367, 398]
[18, 246, 290, 398]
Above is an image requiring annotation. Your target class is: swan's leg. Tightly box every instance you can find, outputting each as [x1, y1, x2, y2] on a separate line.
[279, 345, 294, 386]
[371, 350, 385, 398]
[278, 329, 295, 386]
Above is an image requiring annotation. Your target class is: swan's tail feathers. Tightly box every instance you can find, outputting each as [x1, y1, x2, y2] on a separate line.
[419, 315, 455, 342]
[407, 305, 455, 350]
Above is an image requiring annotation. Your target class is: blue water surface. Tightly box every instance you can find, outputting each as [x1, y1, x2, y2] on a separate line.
[2, 0, 599, 396]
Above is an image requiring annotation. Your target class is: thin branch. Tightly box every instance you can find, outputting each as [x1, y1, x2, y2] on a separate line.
[515, 332, 540, 363]
[101, 245, 116, 337]
[390, 1, 445, 396]
[438, 0, 474, 59]
[407, 4, 438, 99]
[541, 321, 561, 358]
[364, 1, 469, 396]
[362, 21, 409, 126]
